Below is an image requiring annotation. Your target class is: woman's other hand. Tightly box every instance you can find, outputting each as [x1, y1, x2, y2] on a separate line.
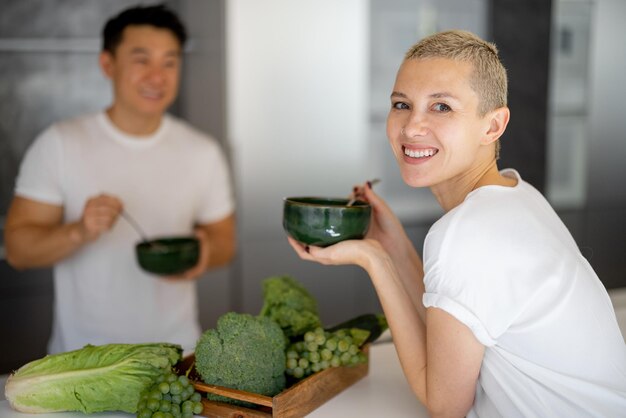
[351, 181, 411, 256]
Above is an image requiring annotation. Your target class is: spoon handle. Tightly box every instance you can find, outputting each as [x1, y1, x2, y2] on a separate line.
[120, 209, 149, 242]
[347, 178, 381, 206]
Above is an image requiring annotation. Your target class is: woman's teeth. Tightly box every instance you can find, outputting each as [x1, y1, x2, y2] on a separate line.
[404, 147, 436, 158]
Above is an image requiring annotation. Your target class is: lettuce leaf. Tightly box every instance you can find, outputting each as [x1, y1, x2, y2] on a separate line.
[5, 342, 181, 414]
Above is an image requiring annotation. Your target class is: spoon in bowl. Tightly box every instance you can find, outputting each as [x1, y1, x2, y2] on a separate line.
[119, 209, 154, 243]
[346, 178, 381, 207]
[120, 209, 168, 250]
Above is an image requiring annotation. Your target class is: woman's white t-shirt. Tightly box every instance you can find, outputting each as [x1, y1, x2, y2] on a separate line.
[15, 112, 234, 354]
[422, 169, 626, 417]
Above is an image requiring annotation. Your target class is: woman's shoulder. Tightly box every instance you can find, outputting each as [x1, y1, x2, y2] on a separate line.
[426, 176, 554, 259]
[430, 188, 511, 239]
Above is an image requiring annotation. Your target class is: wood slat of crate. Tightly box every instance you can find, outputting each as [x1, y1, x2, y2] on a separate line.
[179, 347, 369, 418]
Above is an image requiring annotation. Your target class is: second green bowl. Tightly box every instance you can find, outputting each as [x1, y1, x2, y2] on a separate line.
[136, 237, 200, 275]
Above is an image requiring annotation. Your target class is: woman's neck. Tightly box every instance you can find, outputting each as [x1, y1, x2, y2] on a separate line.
[431, 161, 516, 212]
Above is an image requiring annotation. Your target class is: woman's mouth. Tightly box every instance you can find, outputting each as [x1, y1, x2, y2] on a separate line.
[402, 146, 438, 159]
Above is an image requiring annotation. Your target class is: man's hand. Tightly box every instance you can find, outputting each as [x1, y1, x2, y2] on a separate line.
[74, 194, 123, 243]
[163, 228, 210, 282]
[162, 213, 236, 282]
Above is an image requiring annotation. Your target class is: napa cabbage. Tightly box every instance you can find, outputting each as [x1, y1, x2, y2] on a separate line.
[5, 342, 181, 414]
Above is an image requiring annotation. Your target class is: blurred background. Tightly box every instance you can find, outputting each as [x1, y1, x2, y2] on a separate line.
[1, 0, 624, 374]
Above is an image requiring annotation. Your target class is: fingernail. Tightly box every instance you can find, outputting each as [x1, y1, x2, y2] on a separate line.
[353, 186, 358, 192]
[366, 181, 372, 189]
[305, 246, 310, 253]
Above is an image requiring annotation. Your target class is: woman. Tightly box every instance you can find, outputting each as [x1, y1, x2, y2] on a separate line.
[288, 30, 626, 417]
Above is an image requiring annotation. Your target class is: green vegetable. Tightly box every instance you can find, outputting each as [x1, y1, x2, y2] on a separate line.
[5, 343, 182, 414]
[136, 369, 203, 418]
[194, 312, 287, 406]
[259, 275, 322, 338]
[285, 327, 368, 380]
[326, 313, 388, 346]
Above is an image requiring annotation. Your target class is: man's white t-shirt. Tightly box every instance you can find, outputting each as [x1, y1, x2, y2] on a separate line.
[422, 169, 626, 417]
[15, 111, 234, 354]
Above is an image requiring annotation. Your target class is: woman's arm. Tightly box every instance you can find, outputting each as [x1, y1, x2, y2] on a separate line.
[355, 184, 426, 320]
[288, 234, 484, 417]
[363, 245, 484, 416]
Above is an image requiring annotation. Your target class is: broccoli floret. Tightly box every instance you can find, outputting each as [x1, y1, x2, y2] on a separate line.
[259, 276, 322, 338]
[194, 312, 286, 406]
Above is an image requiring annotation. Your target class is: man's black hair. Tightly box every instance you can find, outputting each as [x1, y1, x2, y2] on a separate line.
[102, 3, 187, 53]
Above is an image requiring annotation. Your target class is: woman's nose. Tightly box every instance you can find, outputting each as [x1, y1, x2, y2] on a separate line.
[402, 115, 429, 138]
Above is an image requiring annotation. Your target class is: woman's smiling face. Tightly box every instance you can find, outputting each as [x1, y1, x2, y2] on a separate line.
[386, 57, 493, 189]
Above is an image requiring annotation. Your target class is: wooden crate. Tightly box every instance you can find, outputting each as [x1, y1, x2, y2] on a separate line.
[177, 347, 369, 418]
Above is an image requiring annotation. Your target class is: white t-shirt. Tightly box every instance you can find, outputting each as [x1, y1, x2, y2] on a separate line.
[15, 111, 235, 354]
[422, 169, 626, 417]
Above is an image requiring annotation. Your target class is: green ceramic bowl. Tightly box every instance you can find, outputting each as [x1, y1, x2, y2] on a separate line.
[136, 237, 200, 275]
[283, 197, 372, 247]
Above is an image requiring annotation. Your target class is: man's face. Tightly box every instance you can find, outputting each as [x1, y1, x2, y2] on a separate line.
[386, 58, 492, 189]
[100, 25, 181, 119]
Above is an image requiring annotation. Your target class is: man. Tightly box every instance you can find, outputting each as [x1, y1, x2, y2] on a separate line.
[4, 4, 236, 354]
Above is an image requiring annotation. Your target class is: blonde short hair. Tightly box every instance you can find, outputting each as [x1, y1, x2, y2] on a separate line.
[405, 30, 508, 115]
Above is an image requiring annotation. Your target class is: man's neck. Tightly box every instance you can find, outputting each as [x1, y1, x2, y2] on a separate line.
[105, 106, 163, 136]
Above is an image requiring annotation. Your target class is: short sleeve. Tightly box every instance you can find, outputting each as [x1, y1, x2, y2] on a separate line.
[195, 141, 235, 224]
[423, 293, 497, 346]
[14, 126, 64, 205]
[422, 244, 498, 346]
[421, 196, 551, 347]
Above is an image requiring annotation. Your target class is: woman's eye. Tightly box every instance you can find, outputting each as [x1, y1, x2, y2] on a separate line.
[392, 102, 410, 110]
[433, 103, 451, 112]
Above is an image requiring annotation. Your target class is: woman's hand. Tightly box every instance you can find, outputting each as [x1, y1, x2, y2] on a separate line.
[351, 181, 426, 319]
[351, 181, 412, 256]
[287, 236, 387, 273]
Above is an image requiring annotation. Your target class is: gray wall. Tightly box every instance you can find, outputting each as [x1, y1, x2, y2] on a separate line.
[586, 0, 626, 206]
[584, 0, 626, 288]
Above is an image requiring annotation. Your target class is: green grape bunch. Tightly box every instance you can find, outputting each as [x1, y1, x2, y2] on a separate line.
[285, 327, 368, 380]
[136, 369, 204, 418]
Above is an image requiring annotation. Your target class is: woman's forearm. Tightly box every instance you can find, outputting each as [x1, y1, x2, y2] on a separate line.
[386, 234, 427, 321]
[364, 249, 429, 405]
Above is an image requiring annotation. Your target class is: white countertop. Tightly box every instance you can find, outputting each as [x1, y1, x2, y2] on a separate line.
[0, 342, 427, 417]
[308, 342, 426, 417]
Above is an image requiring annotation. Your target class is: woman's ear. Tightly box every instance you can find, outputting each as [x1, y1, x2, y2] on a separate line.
[481, 106, 510, 145]
[99, 51, 114, 79]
